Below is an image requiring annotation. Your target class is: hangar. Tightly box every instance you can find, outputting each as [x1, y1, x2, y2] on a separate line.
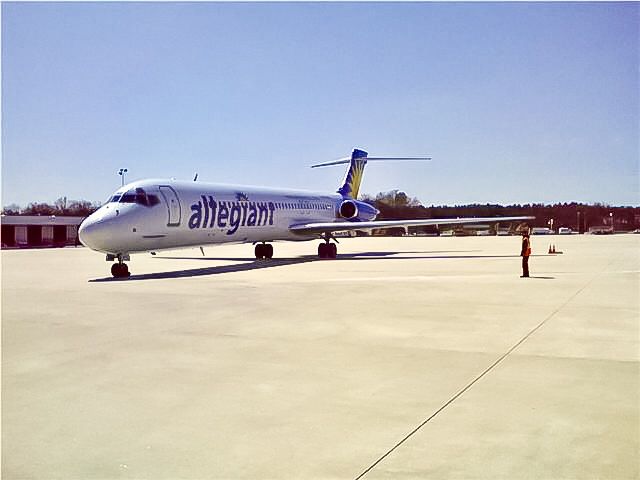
[0, 215, 84, 248]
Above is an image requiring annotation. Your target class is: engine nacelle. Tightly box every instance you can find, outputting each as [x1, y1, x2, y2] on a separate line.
[339, 200, 358, 219]
[354, 201, 379, 221]
[337, 199, 379, 221]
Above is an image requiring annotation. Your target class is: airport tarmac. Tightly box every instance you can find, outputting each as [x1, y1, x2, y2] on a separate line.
[2, 234, 639, 479]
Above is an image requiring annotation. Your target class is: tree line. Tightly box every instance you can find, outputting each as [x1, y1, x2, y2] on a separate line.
[3, 191, 639, 231]
[363, 190, 640, 232]
[2, 197, 101, 217]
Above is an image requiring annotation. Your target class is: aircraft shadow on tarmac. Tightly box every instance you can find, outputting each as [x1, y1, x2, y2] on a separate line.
[153, 249, 480, 262]
[90, 256, 318, 281]
[88, 250, 554, 282]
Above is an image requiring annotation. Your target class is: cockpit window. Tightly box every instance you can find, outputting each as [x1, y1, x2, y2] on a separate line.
[146, 193, 160, 206]
[118, 188, 160, 207]
[110, 194, 122, 203]
[120, 192, 137, 203]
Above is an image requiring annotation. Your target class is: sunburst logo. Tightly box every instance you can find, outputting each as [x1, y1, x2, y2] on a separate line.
[349, 160, 366, 199]
[235, 192, 249, 202]
[338, 149, 369, 199]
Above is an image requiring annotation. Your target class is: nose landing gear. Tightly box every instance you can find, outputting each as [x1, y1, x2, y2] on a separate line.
[108, 254, 131, 278]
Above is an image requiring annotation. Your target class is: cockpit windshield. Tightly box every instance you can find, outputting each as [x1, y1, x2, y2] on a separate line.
[110, 188, 160, 207]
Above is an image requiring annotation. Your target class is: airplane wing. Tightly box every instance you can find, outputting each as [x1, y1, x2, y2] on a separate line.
[289, 216, 534, 236]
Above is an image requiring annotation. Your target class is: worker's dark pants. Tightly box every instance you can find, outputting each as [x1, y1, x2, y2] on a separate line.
[522, 256, 529, 277]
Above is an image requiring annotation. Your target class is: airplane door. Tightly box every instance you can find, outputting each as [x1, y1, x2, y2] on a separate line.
[159, 186, 181, 227]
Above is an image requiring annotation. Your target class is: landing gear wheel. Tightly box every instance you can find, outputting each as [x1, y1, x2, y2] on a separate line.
[318, 242, 337, 259]
[111, 263, 130, 278]
[255, 243, 273, 260]
[318, 231, 338, 259]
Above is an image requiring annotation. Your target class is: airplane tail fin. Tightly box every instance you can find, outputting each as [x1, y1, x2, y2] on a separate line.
[311, 148, 430, 199]
[338, 148, 369, 199]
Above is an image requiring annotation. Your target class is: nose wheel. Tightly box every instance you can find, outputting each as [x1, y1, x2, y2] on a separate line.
[110, 254, 131, 278]
[111, 263, 130, 278]
[255, 243, 273, 259]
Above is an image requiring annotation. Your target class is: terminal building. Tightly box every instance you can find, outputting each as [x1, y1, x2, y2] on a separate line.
[1, 215, 84, 248]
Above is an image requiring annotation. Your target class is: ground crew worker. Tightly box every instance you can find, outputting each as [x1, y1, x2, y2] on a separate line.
[520, 229, 531, 277]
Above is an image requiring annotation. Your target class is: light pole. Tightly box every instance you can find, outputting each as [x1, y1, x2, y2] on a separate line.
[577, 211, 581, 234]
[609, 212, 613, 233]
[118, 168, 128, 187]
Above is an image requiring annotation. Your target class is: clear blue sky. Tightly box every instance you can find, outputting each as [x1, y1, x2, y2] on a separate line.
[2, 2, 638, 207]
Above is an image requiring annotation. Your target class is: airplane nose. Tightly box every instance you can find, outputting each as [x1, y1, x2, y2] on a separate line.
[78, 218, 110, 252]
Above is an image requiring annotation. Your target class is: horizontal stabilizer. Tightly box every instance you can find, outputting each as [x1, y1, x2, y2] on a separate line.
[313, 148, 431, 199]
[311, 156, 431, 168]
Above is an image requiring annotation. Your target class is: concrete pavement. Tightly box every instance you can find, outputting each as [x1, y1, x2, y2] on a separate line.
[2, 234, 638, 479]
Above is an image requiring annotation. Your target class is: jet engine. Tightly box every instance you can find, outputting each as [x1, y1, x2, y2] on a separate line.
[339, 200, 358, 219]
[337, 199, 379, 221]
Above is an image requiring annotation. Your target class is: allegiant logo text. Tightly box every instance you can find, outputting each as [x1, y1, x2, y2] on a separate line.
[189, 195, 275, 235]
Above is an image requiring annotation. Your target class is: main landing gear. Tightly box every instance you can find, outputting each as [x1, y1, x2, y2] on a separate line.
[318, 233, 337, 259]
[109, 254, 131, 278]
[255, 243, 273, 260]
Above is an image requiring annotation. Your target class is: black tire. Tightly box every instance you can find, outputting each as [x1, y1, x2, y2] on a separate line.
[111, 263, 129, 278]
[255, 244, 264, 259]
[265, 244, 273, 259]
[318, 243, 327, 258]
[329, 243, 337, 259]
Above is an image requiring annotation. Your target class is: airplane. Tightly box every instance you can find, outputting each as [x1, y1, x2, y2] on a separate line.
[78, 148, 534, 277]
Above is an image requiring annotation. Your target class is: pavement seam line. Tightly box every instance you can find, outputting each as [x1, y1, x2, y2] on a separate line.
[354, 266, 608, 480]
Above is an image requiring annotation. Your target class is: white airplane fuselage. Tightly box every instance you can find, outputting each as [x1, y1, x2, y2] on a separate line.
[79, 179, 356, 255]
[78, 149, 534, 278]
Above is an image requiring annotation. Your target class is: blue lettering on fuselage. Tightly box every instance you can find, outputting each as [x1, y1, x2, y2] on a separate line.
[189, 196, 276, 235]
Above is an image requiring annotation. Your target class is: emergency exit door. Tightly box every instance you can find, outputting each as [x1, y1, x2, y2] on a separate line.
[159, 186, 181, 227]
